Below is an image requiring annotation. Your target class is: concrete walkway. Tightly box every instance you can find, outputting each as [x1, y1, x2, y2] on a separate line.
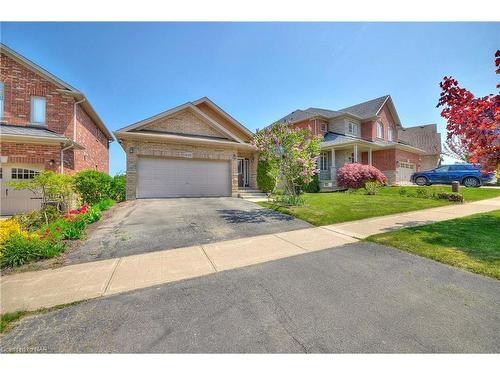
[1, 197, 499, 314]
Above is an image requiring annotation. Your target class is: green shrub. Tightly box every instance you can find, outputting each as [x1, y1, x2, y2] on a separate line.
[14, 206, 62, 231]
[257, 160, 277, 193]
[272, 193, 305, 206]
[81, 206, 102, 224]
[364, 181, 382, 195]
[74, 170, 113, 205]
[303, 174, 320, 193]
[8, 171, 76, 210]
[95, 198, 116, 211]
[415, 187, 432, 199]
[61, 217, 87, 240]
[111, 174, 126, 202]
[0, 233, 65, 268]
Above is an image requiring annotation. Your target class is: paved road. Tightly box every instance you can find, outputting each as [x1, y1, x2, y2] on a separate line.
[2, 242, 499, 353]
[65, 198, 311, 264]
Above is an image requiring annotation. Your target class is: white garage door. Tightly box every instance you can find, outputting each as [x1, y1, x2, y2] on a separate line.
[396, 162, 416, 183]
[0, 166, 43, 216]
[137, 157, 231, 198]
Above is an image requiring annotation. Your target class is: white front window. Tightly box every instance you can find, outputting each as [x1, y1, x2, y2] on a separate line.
[0, 82, 4, 119]
[388, 127, 394, 141]
[319, 152, 328, 170]
[31, 96, 46, 124]
[346, 121, 359, 136]
[376, 122, 384, 139]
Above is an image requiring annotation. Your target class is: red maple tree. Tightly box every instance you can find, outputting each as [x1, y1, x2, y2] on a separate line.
[437, 50, 500, 172]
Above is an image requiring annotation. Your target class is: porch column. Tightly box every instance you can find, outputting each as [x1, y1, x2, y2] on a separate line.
[330, 148, 335, 168]
[368, 147, 372, 165]
[353, 144, 358, 163]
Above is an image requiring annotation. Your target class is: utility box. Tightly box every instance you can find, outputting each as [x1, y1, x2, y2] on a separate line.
[452, 181, 460, 193]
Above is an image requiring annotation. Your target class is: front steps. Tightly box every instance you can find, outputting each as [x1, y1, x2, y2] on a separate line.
[236, 189, 269, 202]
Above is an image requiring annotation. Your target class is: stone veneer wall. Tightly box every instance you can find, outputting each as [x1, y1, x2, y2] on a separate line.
[122, 139, 256, 200]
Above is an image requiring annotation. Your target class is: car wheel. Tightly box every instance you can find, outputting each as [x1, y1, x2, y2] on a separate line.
[415, 176, 429, 186]
[463, 177, 480, 187]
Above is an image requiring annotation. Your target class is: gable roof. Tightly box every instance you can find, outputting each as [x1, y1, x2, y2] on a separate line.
[116, 97, 252, 144]
[398, 123, 442, 155]
[0, 43, 113, 141]
[338, 95, 390, 119]
[276, 95, 402, 126]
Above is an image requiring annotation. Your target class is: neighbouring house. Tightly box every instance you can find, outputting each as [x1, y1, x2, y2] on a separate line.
[0, 43, 114, 215]
[276, 95, 442, 190]
[115, 97, 257, 199]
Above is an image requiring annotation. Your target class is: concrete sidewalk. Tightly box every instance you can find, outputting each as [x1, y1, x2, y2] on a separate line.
[1, 197, 499, 314]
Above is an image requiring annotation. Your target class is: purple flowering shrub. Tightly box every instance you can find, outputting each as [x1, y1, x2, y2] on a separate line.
[336, 163, 387, 189]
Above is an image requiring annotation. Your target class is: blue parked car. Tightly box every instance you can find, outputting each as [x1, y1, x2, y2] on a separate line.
[411, 164, 496, 187]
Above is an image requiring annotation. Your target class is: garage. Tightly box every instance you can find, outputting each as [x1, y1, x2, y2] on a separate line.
[0, 166, 43, 216]
[396, 161, 416, 183]
[137, 157, 231, 198]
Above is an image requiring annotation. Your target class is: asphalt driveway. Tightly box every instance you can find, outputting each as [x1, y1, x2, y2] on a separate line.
[65, 198, 311, 264]
[2, 242, 499, 353]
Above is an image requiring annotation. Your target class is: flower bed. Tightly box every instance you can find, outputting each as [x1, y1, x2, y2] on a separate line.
[0, 199, 115, 268]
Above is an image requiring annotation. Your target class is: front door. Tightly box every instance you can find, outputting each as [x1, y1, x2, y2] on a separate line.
[0, 166, 43, 216]
[237, 158, 249, 188]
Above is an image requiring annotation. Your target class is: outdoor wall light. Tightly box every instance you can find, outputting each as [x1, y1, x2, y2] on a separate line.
[129, 147, 134, 154]
[47, 159, 55, 166]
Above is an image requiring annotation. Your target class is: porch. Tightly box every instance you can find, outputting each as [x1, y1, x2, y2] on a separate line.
[317, 144, 375, 191]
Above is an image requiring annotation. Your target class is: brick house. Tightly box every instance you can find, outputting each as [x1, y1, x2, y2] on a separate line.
[0, 43, 114, 215]
[276, 95, 442, 190]
[115, 97, 257, 200]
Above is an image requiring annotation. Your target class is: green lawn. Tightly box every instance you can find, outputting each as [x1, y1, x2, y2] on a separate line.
[366, 210, 500, 279]
[259, 186, 500, 226]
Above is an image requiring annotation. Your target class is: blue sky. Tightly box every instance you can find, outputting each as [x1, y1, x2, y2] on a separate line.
[1, 22, 498, 175]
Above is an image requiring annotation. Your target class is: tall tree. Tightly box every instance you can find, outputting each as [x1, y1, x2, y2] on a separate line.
[437, 50, 500, 172]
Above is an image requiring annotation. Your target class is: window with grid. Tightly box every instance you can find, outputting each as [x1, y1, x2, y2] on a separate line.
[11, 168, 40, 180]
[319, 152, 328, 170]
[346, 122, 359, 136]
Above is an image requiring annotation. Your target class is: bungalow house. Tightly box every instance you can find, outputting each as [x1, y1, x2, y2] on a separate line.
[277, 95, 442, 190]
[115, 97, 258, 200]
[0, 43, 114, 215]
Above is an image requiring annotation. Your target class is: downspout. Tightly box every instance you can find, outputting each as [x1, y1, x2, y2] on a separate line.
[73, 98, 86, 142]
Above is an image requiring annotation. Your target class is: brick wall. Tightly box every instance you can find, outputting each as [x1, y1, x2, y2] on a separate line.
[121, 138, 256, 200]
[291, 119, 328, 137]
[0, 142, 64, 171]
[0, 51, 109, 174]
[375, 103, 398, 142]
[0, 52, 74, 138]
[372, 149, 396, 171]
[73, 105, 109, 173]
[361, 120, 376, 141]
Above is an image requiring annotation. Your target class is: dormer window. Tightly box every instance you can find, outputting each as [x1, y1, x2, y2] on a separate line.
[346, 121, 359, 136]
[376, 122, 384, 139]
[320, 123, 327, 133]
[388, 127, 394, 142]
[31, 96, 46, 125]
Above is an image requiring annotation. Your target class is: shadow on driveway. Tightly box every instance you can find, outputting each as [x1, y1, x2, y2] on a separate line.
[63, 198, 312, 265]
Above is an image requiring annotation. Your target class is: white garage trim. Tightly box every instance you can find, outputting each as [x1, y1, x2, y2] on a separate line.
[137, 157, 231, 198]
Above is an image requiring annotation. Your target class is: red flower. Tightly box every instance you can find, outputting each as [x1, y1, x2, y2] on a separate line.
[69, 209, 79, 215]
[55, 227, 61, 232]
